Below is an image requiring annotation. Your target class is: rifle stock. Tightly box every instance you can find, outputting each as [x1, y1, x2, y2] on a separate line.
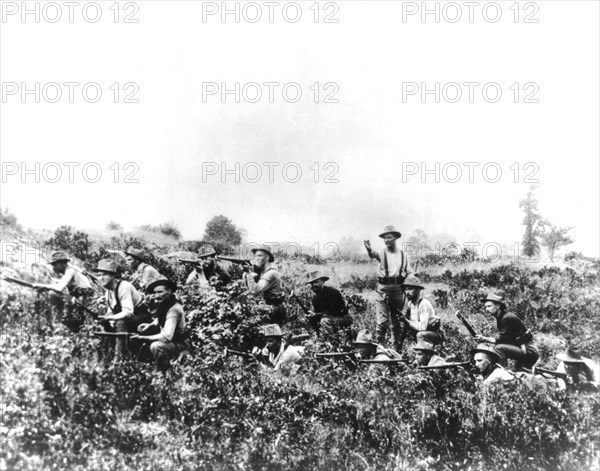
[455, 311, 479, 337]
[216, 256, 252, 266]
[92, 331, 134, 338]
[418, 361, 471, 370]
[316, 351, 357, 359]
[224, 348, 257, 360]
[532, 367, 568, 380]
[359, 359, 409, 365]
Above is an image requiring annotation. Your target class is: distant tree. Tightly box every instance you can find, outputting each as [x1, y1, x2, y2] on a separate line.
[0, 207, 22, 231]
[203, 215, 242, 252]
[46, 225, 91, 260]
[541, 223, 574, 262]
[106, 221, 123, 231]
[519, 185, 544, 257]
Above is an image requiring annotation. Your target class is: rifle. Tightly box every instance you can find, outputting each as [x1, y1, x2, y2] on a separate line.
[92, 331, 134, 338]
[450, 304, 479, 338]
[3, 276, 98, 318]
[418, 361, 471, 370]
[179, 258, 204, 267]
[216, 256, 253, 266]
[530, 366, 568, 380]
[360, 359, 410, 365]
[316, 351, 358, 359]
[285, 333, 310, 345]
[224, 348, 257, 361]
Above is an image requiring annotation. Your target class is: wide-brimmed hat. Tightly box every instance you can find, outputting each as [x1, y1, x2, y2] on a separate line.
[145, 275, 177, 293]
[124, 246, 145, 260]
[403, 275, 425, 290]
[92, 259, 120, 275]
[306, 270, 329, 284]
[198, 247, 217, 259]
[48, 251, 71, 264]
[352, 329, 377, 346]
[483, 292, 506, 308]
[378, 225, 402, 239]
[471, 343, 503, 363]
[413, 341, 436, 353]
[556, 347, 585, 364]
[262, 324, 283, 338]
[251, 245, 275, 263]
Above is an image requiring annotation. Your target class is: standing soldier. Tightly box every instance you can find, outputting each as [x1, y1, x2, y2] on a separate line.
[475, 292, 539, 371]
[364, 225, 413, 350]
[413, 341, 446, 367]
[472, 343, 515, 385]
[94, 259, 151, 362]
[244, 245, 286, 326]
[35, 251, 94, 331]
[124, 246, 161, 291]
[305, 270, 352, 343]
[132, 276, 188, 371]
[401, 275, 442, 347]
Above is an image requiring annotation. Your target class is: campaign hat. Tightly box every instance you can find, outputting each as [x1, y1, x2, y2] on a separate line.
[251, 245, 275, 263]
[378, 225, 401, 239]
[471, 343, 503, 364]
[145, 275, 177, 294]
[92, 259, 120, 275]
[403, 275, 425, 290]
[306, 270, 330, 284]
[48, 251, 71, 264]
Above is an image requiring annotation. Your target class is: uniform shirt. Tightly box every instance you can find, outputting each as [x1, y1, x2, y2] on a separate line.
[105, 280, 142, 318]
[482, 366, 515, 385]
[246, 266, 283, 303]
[556, 358, 600, 388]
[260, 341, 304, 370]
[369, 246, 413, 279]
[157, 301, 186, 344]
[406, 297, 440, 332]
[427, 355, 447, 367]
[134, 263, 160, 289]
[373, 345, 403, 361]
[495, 312, 528, 346]
[53, 266, 92, 293]
[312, 285, 347, 318]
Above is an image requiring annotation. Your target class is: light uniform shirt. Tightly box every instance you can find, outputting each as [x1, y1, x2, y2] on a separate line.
[105, 280, 142, 317]
[257, 342, 305, 370]
[370, 247, 412, 278]
[245, 266, 283, 301]
[556, 358, 600, 389]
[483, 367, 515, 385]
[427, 355, 447, 367]
[54, 266, 92, 293]
[407, 297, 440, 332]
[158, 302, 186, 344]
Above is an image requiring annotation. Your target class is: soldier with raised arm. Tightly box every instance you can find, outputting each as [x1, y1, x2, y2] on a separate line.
[244, 245, 286, 326]
[364, 225, 412, 351]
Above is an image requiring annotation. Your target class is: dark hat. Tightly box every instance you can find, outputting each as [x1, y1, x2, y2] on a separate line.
[251, 245, 275, 263]
[483, 292, 506, 308]
[471, 343, 503, 363]
[403, 275, 425, 290]
[92, 259, 120, 275]
[145, 275, 177, 294]
[352, 329, 377, 346]
[413, 341, 436, 354]
[198, 247, 217, 259]
[378, 225, 402, 239]
[124, 246, 145, 260]
[48, 251, 71, 264]
[262, 324, 283, 338]
[556, 347, 585, 364]
[306, 270, 330, 284]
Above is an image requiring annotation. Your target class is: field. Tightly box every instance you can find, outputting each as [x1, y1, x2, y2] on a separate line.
[1, 233, 600, 471]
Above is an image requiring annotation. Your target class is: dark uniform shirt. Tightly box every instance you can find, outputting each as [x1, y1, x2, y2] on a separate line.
[312, 286, 347, 318]
[495, 312, 528, 346]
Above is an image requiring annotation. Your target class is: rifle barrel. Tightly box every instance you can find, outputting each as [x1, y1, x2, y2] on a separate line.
[418, 361, 471, 370]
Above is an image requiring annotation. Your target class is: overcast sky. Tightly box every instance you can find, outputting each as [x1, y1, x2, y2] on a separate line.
[1, 1, 599, 257]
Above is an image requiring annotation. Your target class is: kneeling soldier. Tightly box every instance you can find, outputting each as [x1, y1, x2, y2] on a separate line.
[252, 324, 305, 371]
[95, 259, 151, 361]
[306, 270, 352, 342]
[132, 276, 188, 371]
[413, 341, 446, 367]
[401, 275, 442, 347]
[472, 343, 514, 385]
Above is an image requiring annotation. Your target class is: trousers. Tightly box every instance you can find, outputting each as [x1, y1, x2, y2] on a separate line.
[495, 342, 539, 369]
[375, 284, 405, 349]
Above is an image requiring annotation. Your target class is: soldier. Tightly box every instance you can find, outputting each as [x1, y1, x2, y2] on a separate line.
[132, 276, 188, 371]
[554, 347, 600, 391]
[35, 250, 94, 331]
[305, 270, 352, 342]
[94, 259, 151, 362]
[413, 341, 446, 367]
[475, 292, 539, 370]
[364, 225, 413, 350]
[351, 329, 403, 361]
[185, 248, 231, 287]
[252, 324, 305, 370]
[244, 245, 286, 326]
[401, 275, 442, 347]
[124, 246, 160, 291]
[472, 343, 514, 385]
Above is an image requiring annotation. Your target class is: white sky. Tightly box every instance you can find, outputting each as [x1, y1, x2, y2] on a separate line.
[1, 1, 599, 257]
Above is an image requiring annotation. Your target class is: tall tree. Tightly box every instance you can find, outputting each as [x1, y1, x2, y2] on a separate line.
[519, 185, 543, 257]
[203, 215, 242, 251]
[541, 223, 574, 262]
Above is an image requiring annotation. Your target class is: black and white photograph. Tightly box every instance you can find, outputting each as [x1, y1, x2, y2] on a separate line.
[1, 1, 599, 470]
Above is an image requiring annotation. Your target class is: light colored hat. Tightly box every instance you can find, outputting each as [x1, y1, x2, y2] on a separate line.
[403, 275, 425, 290]
[251, 245, 275, 263]
[198, 247, 217, 259]
[556, 347, 585, 364]
[471, 343, 503, 363]
[378, 225, 401, 239]
[124, 246, 145, 260]
[145, 275, 177, 294]
[48, 251, 71, 264]
[413, 341, 436, 353]
[352, 329, 377, 346]
[92, 259, 120, 275]
[483, 292, 506, 308]
[306, 270, 330, 284]
[262, 324, 283, 338]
